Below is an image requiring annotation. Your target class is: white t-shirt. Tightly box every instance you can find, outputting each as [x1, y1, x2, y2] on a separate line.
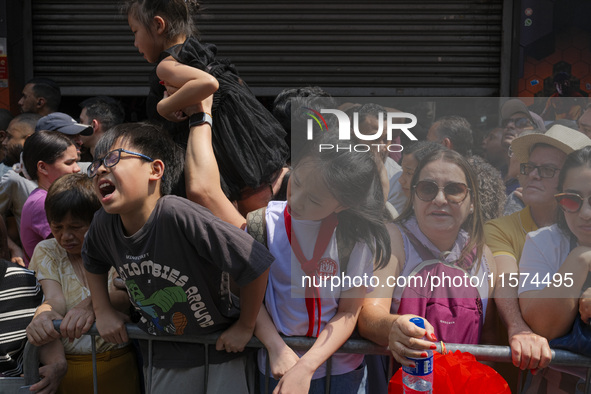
[518, 224, 572, 295]
[258, 201, 373, 378]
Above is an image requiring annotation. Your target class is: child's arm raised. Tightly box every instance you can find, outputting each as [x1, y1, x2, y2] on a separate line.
[86, 271, 130, 344]
[254, 304, 300, 379]
[274, 287, 365, 394]
[184, 97, 247, 228]
[156, 56, 219, 120]
[216, 267, 270, 352]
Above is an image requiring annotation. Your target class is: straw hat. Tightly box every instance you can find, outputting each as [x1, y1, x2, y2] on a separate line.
[511, 124, 591, 163]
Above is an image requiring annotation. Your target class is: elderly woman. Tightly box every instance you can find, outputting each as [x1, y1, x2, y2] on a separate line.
[358, 149, 497, 393]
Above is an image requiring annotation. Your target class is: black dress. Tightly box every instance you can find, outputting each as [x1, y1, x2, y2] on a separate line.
[147, 37, 289, 202]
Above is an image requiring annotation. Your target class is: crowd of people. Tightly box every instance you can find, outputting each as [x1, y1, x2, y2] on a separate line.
[1, 0, 591, 393]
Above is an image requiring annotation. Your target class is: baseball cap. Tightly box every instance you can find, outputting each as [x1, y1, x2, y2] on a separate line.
[35, 112, 93, 136]
[510, 124, 591, 163]
[500, 99, 546, 131]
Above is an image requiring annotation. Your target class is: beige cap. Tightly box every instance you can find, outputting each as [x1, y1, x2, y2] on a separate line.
[511, 124, 591, 163]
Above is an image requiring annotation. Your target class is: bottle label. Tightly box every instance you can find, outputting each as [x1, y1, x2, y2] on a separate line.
[402, 355, 433, 377]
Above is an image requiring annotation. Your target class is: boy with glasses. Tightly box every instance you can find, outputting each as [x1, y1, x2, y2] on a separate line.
[83, 121, 274, 393]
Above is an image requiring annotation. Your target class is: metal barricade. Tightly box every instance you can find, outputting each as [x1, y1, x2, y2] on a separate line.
[7, 321, 591, 394]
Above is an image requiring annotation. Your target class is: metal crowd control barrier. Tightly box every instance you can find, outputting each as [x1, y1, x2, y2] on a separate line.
[4, 321, 591, 394]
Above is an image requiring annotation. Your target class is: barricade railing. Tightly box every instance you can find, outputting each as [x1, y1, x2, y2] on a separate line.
[7, 321, 591, 394]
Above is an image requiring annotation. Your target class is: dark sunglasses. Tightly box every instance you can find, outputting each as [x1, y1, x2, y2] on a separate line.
[413, 180, 470, 203]
[88, 148, 154, 178]
[502, 117, 533, 129]
[555, 192, 591, 213]
[520, 163, 560, 179]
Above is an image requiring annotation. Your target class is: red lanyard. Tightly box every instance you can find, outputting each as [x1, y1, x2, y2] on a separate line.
[284, 206, 338, 337]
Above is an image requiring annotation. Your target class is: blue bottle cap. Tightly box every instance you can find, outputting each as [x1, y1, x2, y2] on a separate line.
[409, 317, 425, 329]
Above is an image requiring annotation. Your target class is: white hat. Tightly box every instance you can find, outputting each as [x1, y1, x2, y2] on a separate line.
[511, 124, 591, 163]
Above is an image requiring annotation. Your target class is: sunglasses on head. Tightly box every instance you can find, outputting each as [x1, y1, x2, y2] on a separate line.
[555, 192, 591, 213]
[413, 180, 470, 203]
[502, 117, 533, 129]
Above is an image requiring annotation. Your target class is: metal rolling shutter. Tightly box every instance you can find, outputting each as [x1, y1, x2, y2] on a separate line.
[30, 0, 503, 97]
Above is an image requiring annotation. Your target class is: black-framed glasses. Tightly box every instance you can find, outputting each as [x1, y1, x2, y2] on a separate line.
[87, 148, 154, 178]
[555, 192, 591, 213]
[520, 163, 560, 179]
[502, 117, 533, 129]
[413, 180, 470, 203]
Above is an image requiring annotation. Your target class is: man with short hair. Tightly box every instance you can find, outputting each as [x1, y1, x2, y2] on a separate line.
[78, 96, 125, 158]
[35, 112, 93, 163]
[426, 115, 473, 157]
[18, 78, 61, 116]
[484, 125, 591, 389]
[0, 114, 41, 263]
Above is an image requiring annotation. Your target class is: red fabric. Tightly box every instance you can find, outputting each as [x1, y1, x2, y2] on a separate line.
[389, 351, 510, 394]
[284, 207, 338, 337]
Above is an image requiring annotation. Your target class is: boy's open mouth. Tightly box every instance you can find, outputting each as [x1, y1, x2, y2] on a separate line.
[98, 180, 116, 198]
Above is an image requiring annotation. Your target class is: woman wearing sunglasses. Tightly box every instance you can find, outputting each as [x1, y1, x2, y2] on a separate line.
[359, 149, 496, 392]
[518, 146, 591, 390]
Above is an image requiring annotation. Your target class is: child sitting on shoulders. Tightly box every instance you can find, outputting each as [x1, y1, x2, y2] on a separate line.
[83, 121, 274, 394]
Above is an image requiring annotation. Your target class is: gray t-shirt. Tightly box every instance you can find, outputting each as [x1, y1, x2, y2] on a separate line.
[83, 195, 274, 367]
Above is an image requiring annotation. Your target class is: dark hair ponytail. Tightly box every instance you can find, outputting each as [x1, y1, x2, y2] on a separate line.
[123, 0, 201, 41]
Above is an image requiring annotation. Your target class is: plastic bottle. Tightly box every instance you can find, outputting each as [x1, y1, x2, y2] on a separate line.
[401, 317, 433, 394]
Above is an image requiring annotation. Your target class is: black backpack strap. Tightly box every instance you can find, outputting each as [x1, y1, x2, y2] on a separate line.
[246, 207, 267, 248]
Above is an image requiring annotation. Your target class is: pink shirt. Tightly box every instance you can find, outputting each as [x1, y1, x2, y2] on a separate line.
[20, 188, 51, 265]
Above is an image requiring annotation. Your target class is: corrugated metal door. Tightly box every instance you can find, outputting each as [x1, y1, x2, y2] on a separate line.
[30, 0, 504, 97]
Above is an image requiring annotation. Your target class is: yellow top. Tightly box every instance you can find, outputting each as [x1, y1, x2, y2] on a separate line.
[484, 206, 538, 264]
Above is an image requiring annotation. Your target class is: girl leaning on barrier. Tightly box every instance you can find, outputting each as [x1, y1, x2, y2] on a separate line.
[519, 146, 591, 392]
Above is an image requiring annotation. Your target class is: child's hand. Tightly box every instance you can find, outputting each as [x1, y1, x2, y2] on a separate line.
[95, 308, 130, 344]
[215, 320, 254, 353]
[59, 299, 95, 342]
[159, 90, 189, 122]
[26, 310, 63, 346]
[273, 360, 315, 394]
[268, 343, 300, 380]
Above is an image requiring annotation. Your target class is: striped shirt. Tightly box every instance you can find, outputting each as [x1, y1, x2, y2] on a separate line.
[0, 260, 42, 377]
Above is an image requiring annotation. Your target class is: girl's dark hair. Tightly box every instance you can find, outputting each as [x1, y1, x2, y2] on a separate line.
[299, 132, 391, 269]
[123, 0, 200, 41]
[46, 173, 101, 225]
[94, 122, 184, 196]
[395, 149, 485, 269]
[22, 131, 73, 181]
[556, 146, 591, 236]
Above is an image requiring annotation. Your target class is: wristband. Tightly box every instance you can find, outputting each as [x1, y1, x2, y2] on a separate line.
[189, 112, 213, 128]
